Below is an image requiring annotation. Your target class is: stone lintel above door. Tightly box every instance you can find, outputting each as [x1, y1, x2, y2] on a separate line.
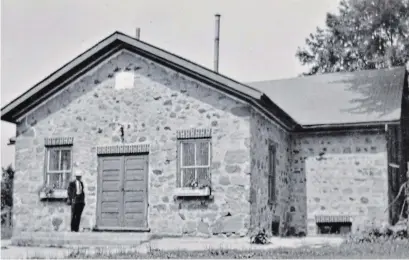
[96, 144, 150, 155]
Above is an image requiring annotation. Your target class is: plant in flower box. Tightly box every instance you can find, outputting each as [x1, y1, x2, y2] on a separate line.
[38, 184, 56, 198]
[190, 179, 211, 193]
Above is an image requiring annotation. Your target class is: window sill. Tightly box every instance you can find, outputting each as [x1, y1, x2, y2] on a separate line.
[173, 187, 211, 199]
[39, 189, 68, 200]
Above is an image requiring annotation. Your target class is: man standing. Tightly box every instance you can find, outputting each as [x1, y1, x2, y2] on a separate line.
[67, 171, 85, 232]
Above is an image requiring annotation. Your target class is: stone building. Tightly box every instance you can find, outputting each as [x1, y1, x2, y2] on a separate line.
[1, 31, 408, 238]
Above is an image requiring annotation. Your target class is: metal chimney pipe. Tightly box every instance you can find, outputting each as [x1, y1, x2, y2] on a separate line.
[135, 28, 141, 40]
[214, 14, 221, 73]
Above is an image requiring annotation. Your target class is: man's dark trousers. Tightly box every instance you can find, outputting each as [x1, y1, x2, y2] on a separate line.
[71, 202, 85, 232]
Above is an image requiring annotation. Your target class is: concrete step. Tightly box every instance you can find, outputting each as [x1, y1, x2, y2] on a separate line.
[11, 231, 152, 248]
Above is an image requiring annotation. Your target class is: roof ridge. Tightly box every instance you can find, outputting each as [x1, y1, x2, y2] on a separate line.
[115, 32, 263, 95]
[2, 30, 297, 130]
[1, 31, 264, 115]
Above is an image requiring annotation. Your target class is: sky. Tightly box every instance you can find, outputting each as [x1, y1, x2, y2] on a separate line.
[0, 0, 340, 168]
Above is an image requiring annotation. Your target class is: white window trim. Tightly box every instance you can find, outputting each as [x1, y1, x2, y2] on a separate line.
[46, 147, 73, 189]
[179, 139, 211, 188]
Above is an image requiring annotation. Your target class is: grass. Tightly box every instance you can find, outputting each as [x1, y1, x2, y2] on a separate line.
[64, 240, 409, 259]
[1, 225, 12, 240]
[12, 237, 65, 248]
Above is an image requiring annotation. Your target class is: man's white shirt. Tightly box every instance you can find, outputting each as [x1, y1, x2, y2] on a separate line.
[75, 180, 82, 195]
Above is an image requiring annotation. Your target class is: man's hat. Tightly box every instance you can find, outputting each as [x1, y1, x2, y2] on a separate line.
[74, 170, 83, 177]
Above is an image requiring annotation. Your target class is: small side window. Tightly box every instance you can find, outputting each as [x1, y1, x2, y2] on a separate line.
[315, 215, 353, 235]
[268, 142, 277, 204]
[317, 222, 352, 235]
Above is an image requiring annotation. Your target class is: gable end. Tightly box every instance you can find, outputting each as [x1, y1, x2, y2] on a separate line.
[1, 32, 298, 131]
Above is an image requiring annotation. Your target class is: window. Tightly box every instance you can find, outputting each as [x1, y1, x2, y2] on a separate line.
[177, 139, 211, 188]
[268, 143, 277, 203]
[45, 146, 72, 189]
[315, 215, 352, 235]
[272, 220, 280, 236]
[317, 222, 352, 235]
[271, 215, 280, 236]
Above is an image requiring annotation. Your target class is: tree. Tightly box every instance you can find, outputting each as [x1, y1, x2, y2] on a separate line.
[1, 165, 14, 238]
[1, 165, 14, 210]
[296, 0, 409, 75]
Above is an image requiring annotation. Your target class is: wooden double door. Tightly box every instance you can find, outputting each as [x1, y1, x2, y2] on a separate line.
[96, 154, 148, 230]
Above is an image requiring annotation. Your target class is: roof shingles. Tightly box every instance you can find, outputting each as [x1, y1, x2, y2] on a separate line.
[247, 67, 406, 126]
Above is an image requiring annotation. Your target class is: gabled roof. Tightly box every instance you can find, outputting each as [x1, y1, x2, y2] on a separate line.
[1, 31, 406, 132]
[0, 31, 296, 130]
[248, 67, 406, 127]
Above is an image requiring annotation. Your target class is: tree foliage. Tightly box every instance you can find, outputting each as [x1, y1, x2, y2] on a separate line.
[296, 0, 409, 75]
[1, 165, 14, 210]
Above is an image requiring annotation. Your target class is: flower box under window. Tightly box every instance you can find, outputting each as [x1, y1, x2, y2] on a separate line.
[173, 187, 211, 197]
[39, 189, 68, 200]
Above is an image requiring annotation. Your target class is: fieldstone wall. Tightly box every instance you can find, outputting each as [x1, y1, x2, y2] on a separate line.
[249, 110, 292, 236]
[288, 132, 389, 235]
[12, 48, 393, 239]
[13, 50, 251, 237]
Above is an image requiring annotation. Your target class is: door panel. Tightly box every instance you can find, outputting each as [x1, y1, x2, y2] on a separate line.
[101, 202, 121, 212]
[100, 213, 121, 227]
[102, 181, 122, 191]
[98, 156, 123, 228]
[123, 155, 148, 228]
[124, 202, 145, 213]
[97, 154, 148, 230]
[124, 180, 145, 190]
[123, 191, 145, 202]
[102, 170, 122, 181]
[101, 191, 120, 202]
[125, 170, 145, 180]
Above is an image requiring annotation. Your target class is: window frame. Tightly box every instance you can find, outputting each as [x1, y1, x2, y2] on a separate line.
[177, 138, 212, 188]
[268, 141, 277, 204]
[317, 222, 352, 235]
[44, 145, 73, 190]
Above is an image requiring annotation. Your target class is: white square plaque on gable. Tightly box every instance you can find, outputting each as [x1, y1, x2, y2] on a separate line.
[115, 71, 135, 90]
